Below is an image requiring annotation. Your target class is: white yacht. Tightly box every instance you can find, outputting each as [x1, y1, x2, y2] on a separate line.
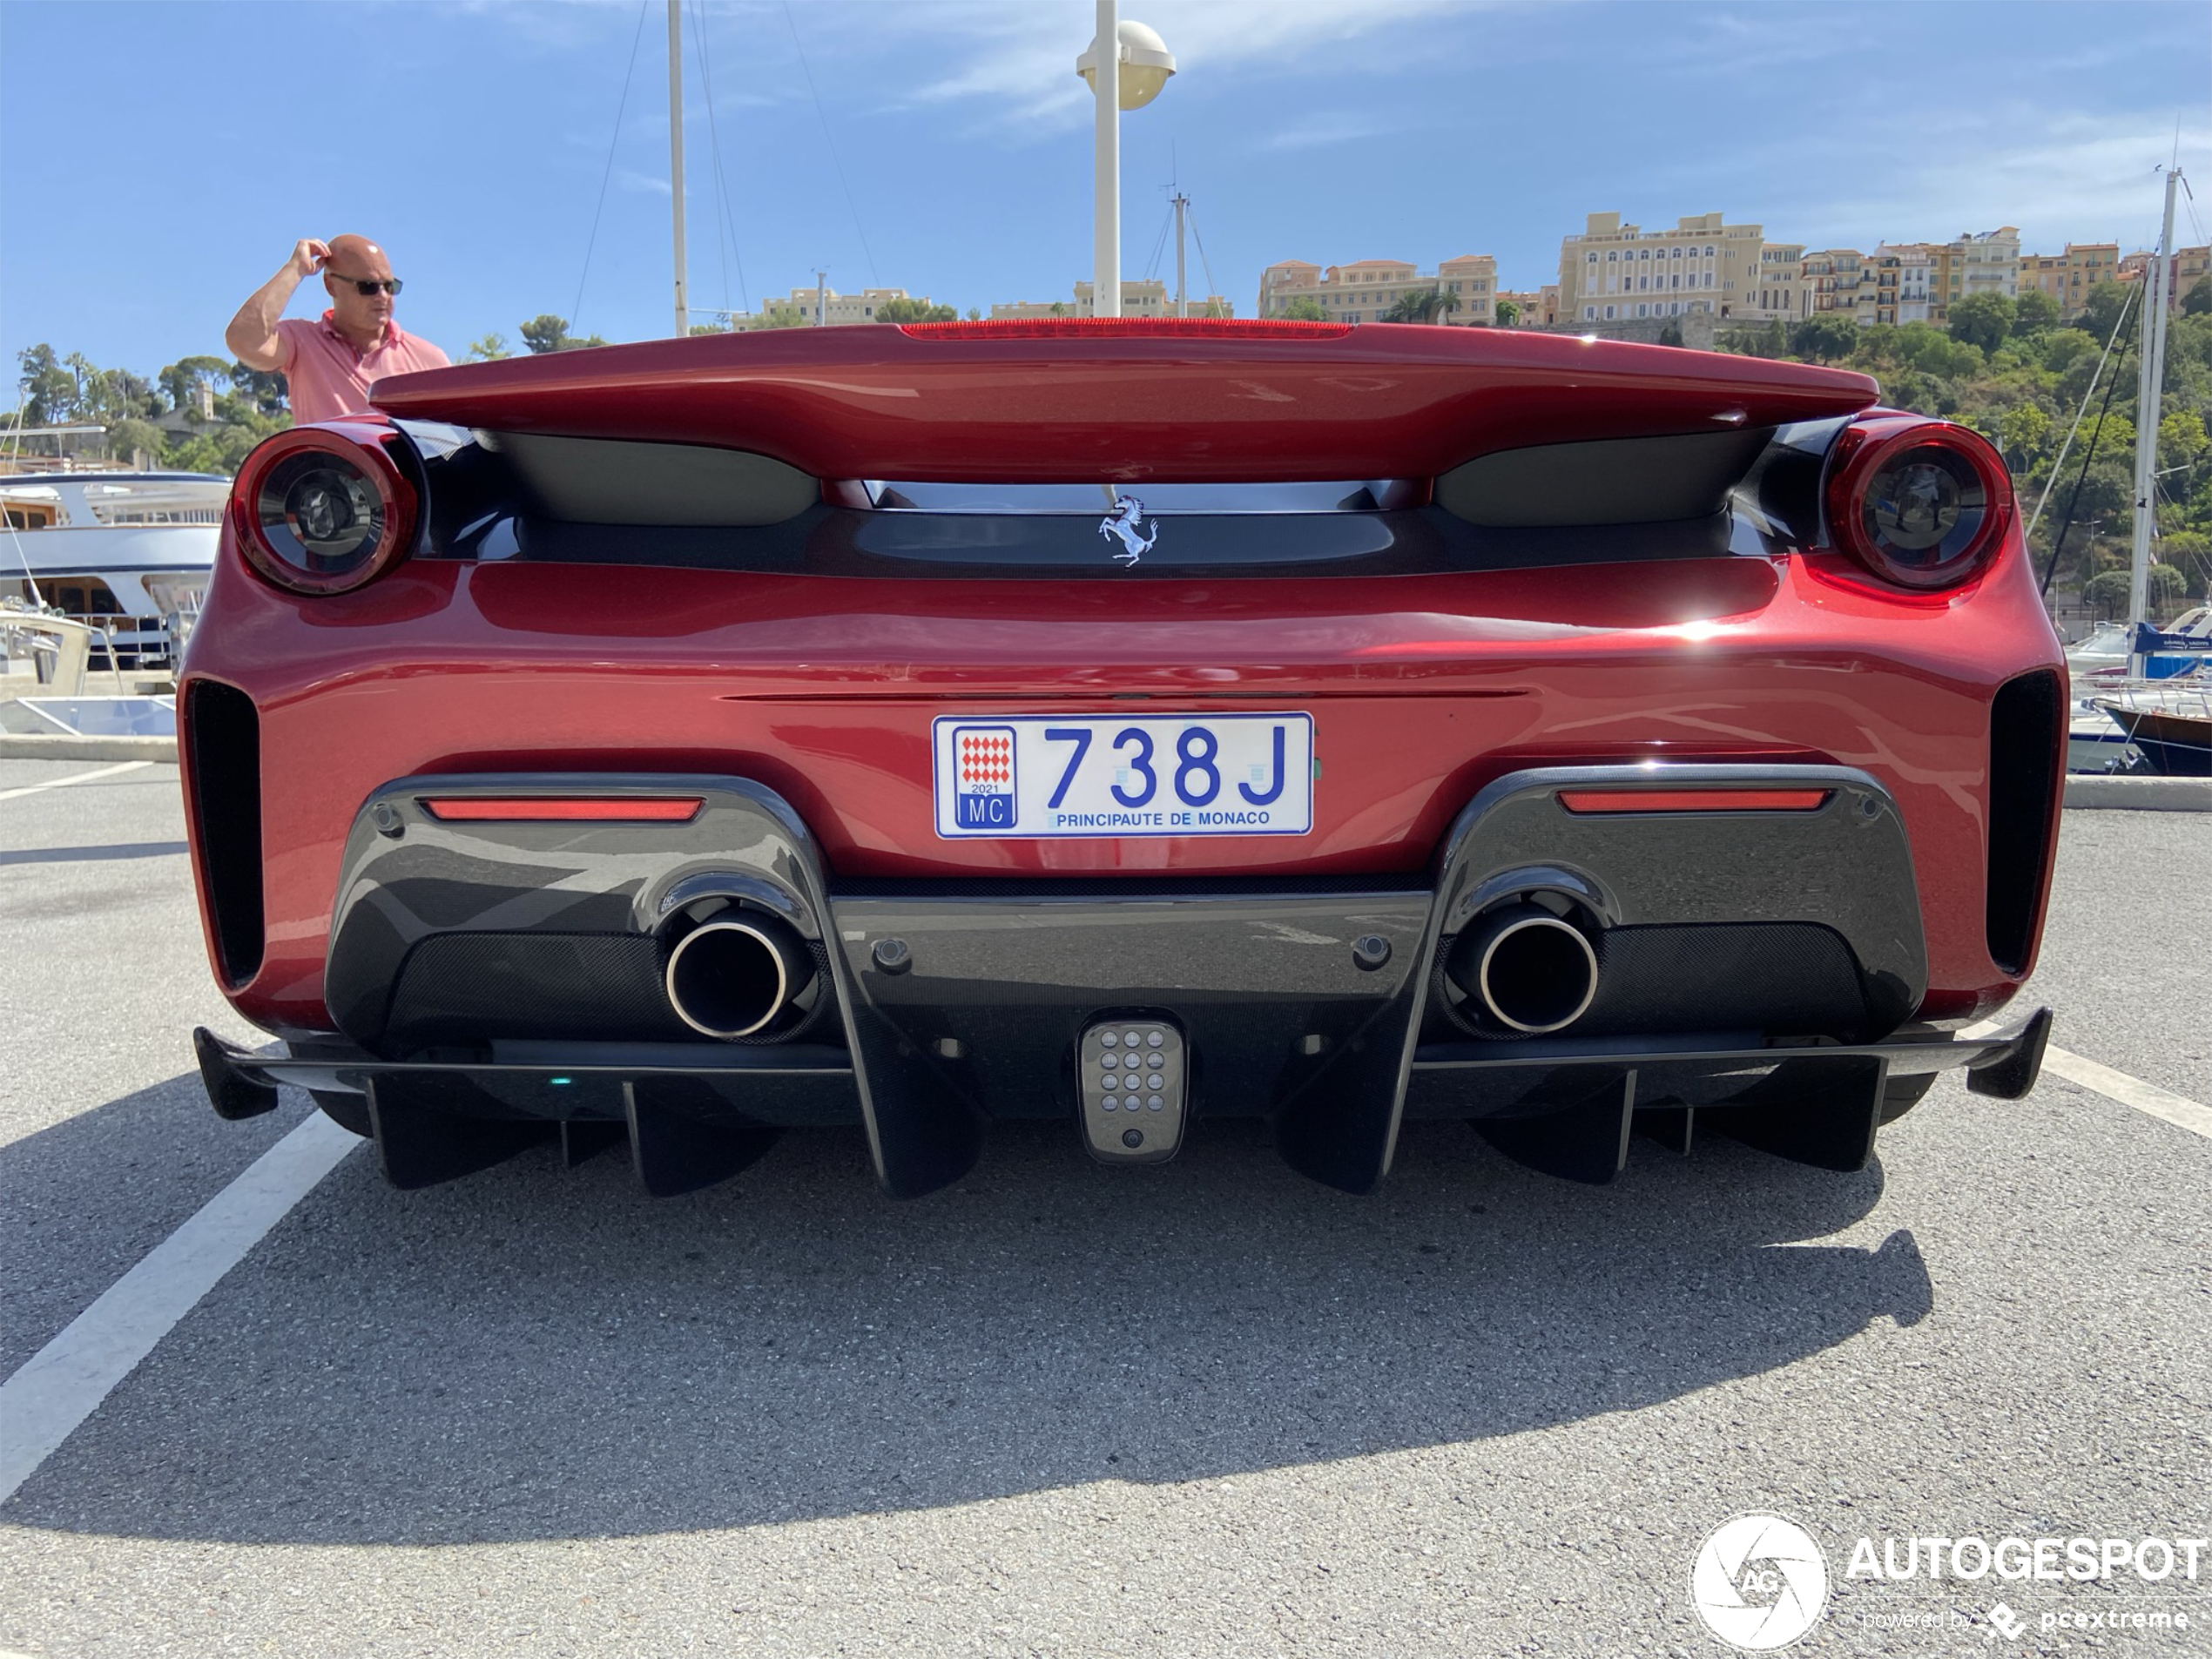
[1, 470, 226, 670]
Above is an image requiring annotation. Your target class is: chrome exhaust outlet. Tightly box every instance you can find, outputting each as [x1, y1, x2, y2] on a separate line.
[663, 907, 815, 1040]
[1447, 904, 1599, 1035]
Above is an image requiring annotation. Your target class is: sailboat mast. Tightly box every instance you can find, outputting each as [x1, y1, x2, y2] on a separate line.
[669, 0, 688, 338]
[2128, 167, 2181, 627]
[1172, 189, 1189, 318]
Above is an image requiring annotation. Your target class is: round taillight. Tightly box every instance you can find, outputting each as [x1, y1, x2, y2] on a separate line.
[234, 425, 417, 595]
[1824, 417, 2013, 591]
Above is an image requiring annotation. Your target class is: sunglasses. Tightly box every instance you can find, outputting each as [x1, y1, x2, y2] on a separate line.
[330, 274, 404, 296]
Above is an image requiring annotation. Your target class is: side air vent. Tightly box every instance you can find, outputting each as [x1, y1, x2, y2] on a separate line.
[1986, 669, 2063, 975]
[1434, 427, 1771, 527]
[185, 679, 265, 987]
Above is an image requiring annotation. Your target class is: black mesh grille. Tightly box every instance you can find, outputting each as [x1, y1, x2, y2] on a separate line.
[1986, 670, 2062, 975]
[1432, 921, 1871, 1042]
[183, 679, 263, 987]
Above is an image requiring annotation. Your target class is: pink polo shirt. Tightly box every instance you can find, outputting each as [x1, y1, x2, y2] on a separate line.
[273, 312, 451, 423]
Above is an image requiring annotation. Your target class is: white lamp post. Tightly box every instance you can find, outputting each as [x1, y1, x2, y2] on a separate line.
[1076, 4, 1175, 319]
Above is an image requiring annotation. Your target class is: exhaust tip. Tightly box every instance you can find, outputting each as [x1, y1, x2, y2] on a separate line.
[664, 912, 813, 1040]
[1448, 907, 1599, 1035]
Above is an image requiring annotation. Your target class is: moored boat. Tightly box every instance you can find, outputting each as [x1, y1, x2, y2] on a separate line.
[1, 471, 226, 669]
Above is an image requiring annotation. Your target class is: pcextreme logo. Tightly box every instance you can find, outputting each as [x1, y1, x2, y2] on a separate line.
[1689, 1512, 1831, 1652]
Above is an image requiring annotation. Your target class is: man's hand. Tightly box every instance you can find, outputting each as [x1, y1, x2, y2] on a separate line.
[291, 239, 332, 280]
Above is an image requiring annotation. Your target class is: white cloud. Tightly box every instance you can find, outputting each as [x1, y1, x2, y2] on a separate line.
[616, 165, 674, 198]
[1789, 109, 2210, 253]
[1256, 111, 1402, 152]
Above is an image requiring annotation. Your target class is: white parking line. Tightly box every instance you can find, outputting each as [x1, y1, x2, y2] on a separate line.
[1963, 1019, 2211, 1142]
[2040, 1048, 2212, 1141]
[0, 759, 152, 802]
[0, 1111, 360, 1507]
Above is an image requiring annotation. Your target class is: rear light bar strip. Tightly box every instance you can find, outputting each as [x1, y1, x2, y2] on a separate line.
[421, 798, 705, 823]
[1559, 788, 1831, 814]
[900, 317, 1352, 341]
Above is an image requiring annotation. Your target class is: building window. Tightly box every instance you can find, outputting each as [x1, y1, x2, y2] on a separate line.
[1584, 305, 1596, 320]
[1636, 304, 1649, 317]
[1604, 305, 1615, 319]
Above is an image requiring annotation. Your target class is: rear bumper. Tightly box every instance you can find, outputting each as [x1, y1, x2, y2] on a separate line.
[193, 764, 2047, 1197]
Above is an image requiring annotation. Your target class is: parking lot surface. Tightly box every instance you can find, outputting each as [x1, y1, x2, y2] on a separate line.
[1, 758, 2205, 1657]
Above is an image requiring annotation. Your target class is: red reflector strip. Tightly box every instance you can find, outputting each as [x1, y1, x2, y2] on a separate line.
[1558, 788, 1831, 814]
[899, 317, 1352, 341]
[421, 798, 705, 823]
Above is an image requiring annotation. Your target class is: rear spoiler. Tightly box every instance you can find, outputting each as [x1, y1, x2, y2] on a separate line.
[373, 319, 1877, 485]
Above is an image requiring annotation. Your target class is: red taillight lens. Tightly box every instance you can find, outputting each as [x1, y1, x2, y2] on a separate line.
[1824, 416, 2013, 591]
[420, 797, 705, 823]
[1559, 788, 1831, 813]
[233, 423, 418, 596]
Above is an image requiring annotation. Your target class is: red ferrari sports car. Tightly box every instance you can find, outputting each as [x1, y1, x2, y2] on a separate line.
[184, 318, 2060, 1197]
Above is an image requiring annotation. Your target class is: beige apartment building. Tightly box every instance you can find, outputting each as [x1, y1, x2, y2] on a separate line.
[2120, 244, 2211, 311]
[1256, 255, 1499, 324]
[1558, 212, 1801, 326]
[1494, 287, 1554, 327]
[1930, 227, 2019, 321]
[1749, 242, 1805, 320]
[990, 280, 1231, 320]
[741, 285, 937, 328]
[2019, 243, 2119, 318]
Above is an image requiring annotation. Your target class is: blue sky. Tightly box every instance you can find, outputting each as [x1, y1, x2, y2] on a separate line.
[3, 0, 2208, 381]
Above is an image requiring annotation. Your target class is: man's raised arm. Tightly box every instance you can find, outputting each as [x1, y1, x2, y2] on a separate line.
[224, 239, 329, 369]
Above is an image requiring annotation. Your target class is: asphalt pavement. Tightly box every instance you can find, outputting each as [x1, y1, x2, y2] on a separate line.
[0, 759, 2205, 1658]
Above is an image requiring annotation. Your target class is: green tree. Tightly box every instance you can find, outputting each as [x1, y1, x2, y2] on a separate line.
[1994, 401, 2054, 469]
[1278, 296, 1328, 322]
[107, 416, 166, 467]
[17, 344, 77, 425]
[1381, 284, 1460, 325]
[158, 355, 232, 415]
[2010, 288, 2060, 335]
[518, 314, 607, 354]
[465, 334, 512, 360]
[161, 399, 290, 475]
[872, 297, 959, 324]
[2183, 275, 2212, 317]
[228, 361, 290, 416]
[1494, 297, 1520, 327]
[1789, 316, 1858, 362]
[2075, 280, 2132, 341]
[2159, 408, 2209, 471]
[2161, 529, 2212, 596]
[1947, 291, 2015, 354]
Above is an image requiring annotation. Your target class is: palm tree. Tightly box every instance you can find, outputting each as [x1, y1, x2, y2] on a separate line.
[1381, 284, 1460, 325]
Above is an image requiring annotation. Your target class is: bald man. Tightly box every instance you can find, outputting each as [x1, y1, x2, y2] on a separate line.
[226, 235, 450, 423]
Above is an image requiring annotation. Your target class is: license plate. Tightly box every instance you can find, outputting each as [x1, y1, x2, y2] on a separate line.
[933, 713, 1313, 839]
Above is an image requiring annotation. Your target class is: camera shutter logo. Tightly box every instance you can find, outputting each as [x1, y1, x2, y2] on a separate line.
[1689, 1513, 1831, 1651]
[953, 726, 1017, 831]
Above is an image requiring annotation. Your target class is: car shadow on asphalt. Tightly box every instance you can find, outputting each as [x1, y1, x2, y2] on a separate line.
[3, 1089, 1932, 1543]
